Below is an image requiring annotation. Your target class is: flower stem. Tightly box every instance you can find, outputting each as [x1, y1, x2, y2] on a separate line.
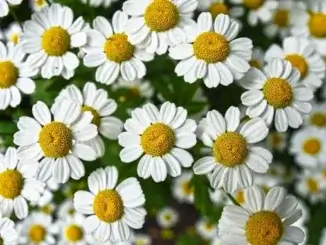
[226, 192, 241, 206]
[9, 8, 22, 29]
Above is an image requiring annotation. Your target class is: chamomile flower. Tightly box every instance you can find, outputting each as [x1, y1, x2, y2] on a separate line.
[197, 0, 244, 20]
[193, 106, 271, 193]
[17, 212, 56, 245]
[0, 41, 37, 110]
[304, 101, 326, 128]
[290, 127, 326, 168]
[172, 171, 194, 204]
[29, 0, 48, 11]
[157, 207, 179, 229]
[80, 0, 118, 8]
[0, 214, 18, 245]
[169, 13, 253, 87]
[240, 58, 313, 132]
[196, 218, 218, 240]
[229, 0, 278, 26]
[0, 0, 23, 18]
[266, 131, 288, 152]
[84, 12, 154, 85]
[73, 166, 146, 243]
[58, 199, 76, 218]
[118, 101, 197, 182]
[265, 36, 325, 91]
[249, 47, 264, 69]
[123, 0, 197, 55]
[0, 147, 45, 219]
[133, 234, 151, 245]
[4, 22, 22, 45]
[14, 100, 98, 184]
[218, 185, 305, 245]
[53, 82, 123, 158]
[31, 188, 54, 213]
[21, 4, 88, 79]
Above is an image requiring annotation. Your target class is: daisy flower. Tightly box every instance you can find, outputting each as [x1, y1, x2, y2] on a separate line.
[17, 212, 56, 245]
[73, 166, 146, 243]
[21, 3, 88, 79]
[290, 127, 326, 168]
[172, 171, 194, 204]
[0, 147, 45, 219]
[53, 82, 123, 158]
[239, 58, 313, 132]
[0, 213, 18, 245]
[0, 41, 37, 110]
[218, 185, 305, 245]
[4, 22, 22, 45]
[304, 101, 326, 128]
[193, 106, 271, 193]
[13, 100, 98, 184]
[249, 47, 264, 69]
[265, 36, 325, 91]
[83, 11, 154, 85]
[169, 13, 253, 88]
[0, 0, 23, 18]
[266, 131, 288, 152]
[118, 101, 197, 182]
[156, 207, 179, 229]
[123, 0, 197, 55]
[31, 189, 56, 215]
[58, 199, 76, 218]
[133, 233, 151, 245]
[80, 0, 118, 8]
[195, 218, 218, 240]
[229, 0, 278, 26]
[29, 0, 48, 12]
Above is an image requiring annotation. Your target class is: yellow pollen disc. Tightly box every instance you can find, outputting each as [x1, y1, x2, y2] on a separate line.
[263, 78, 293, 109]
[285, 54, 308, 78]
[144, 0, 179, 32]
[164, 214, 172, 221]
[309, 13, 326, 38]
[243, 0, 264, 10]
[311, 112, 326, 127]
[68, 208, 75, 215]
[249, 59, 261, 69]
[42, 27, 70, 56]
[182, 181, 194, 195]
[39, 122, 72, 158]
[246, 211, 283, 245]
[273, 9, 289, 27]
[302, 138, 321, 155]
[81, 106, 101, 127]
[104, 33, 135, 63]
[306, 178, 319, 193]
[193, 32, 229, 63]
[65, 224, 83, 242]
[213, 132, 248, 167]
[41, 205, 54, 214]
[93, 190, 124, 223]
[29, 225, 47, 243]
[0, 61, 18, 89]
[235, 190, 245, 204]
[35, 0, 45, 6]
[0, 170, 23, 199]
[141, 123, 175, 156]
[209, 3, 229, 18]
[204, 222, 214, 230]
[10, 34, 19, 45]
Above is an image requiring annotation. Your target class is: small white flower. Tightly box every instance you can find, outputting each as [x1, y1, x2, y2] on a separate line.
[21, 4, 88, 79]
[58, 199, 76, 219]
[73, 166, 146, 243]
[83, 11, 154, 85]
[304, 101, 326, 128]
[4, 22, 22, 45]
[195, 217, 218, 240]
[29, 0, 48, 11]
[0, 147, 45, 219]
[219, 185, 305, 245]
[193, 106, 271, 193]
[14, 100, 98, 184]
[266, 131, 288, 152]
[118, 101, 197, 182]
[123, 0, 197, 55]
[133, 233, 151, 245]
[169, 13, 253, 88]
[0, 0, 23, 17]
[113, 78, 154, 101]
[0, 213, 18, 245]
[0, 41, 37, 110]
[249, 47, 264, 69]
[156, 207, 179, 229]
[239, 58, 313, 132]
[172, 171, 194, 204]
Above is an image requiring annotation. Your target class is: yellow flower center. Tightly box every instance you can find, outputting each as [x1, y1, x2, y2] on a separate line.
[81, 106, 101, 127]
[164, 214, 172, 221]
[141, 123, 175, 156]
[29, 225, 47, 243]
[10, 34, 19, 45]
[269, 132, 283, 148]
[144, 0, 179, 32]
[285, 54, 308, 78]
[273, 9, 289, 27]
[302, 138, 321, 155]
[68, 208, 75, 215]
[235, 190, 245, 204]
[41, 205, 54, 214]
[213, 132, 248, 167]
[193, 32, 229, 63]
[309, 13, 326, 38]
[246, 211, 283, 245]
[35, 0, 45, 6]
[0, 61, 18, 89]
[0, 170, 23, 199]
[263, 78, 293, 108]
[306, 178, 319, 193]
[209, 3, 229, 18]
[42, 27, 70, 56]
[243, 0, 264, 10]
[104, 33, 135, 63]
[249, 59, 261, 69]
[65, 224, 83, 242]
[182, 181, 194, 195]
[204, 222, 214, 230]
[93, 190, 124, 223]
[39, 122, 72, 158]
[310, 112, 326, 127]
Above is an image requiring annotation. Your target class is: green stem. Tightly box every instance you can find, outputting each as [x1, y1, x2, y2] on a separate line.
[226, 192, 241, 206]
[9, 8, 22, 28]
